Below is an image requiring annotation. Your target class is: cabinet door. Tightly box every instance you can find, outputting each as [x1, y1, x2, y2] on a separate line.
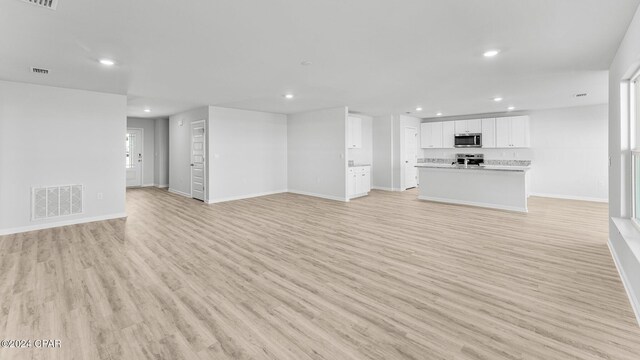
[496, 117, 511, 148]
[431, 122, 443, 148]
[347, 116, 362, 149]
[362, 168, 371, 193]
[454, 120, 467, 134]
[467, 119, 482, 133]
[442, 121, 455, 148]
[420, 123, 431, 148]
[348, 172, 357, 196]
[481, 118, 496, 148]
[510, 116, 529, 148]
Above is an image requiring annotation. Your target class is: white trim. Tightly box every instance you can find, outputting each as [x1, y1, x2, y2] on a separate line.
[190, 120, 206, 201]
[0, 213, 127, 236]
[529, 192, 608, 203]
[607, 238, 640, 326]
[288, 189, 348, 202]
[154, 184, 169, 188]
[206, 190, 288, 204]
[418, 195, 528, 213]
[371, 186, 396, 191]
[141, 183, 155, 188]
[168, 188, 191, 198]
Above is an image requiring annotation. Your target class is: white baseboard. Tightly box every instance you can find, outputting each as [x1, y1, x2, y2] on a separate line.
[142, 183, 155, 188]
[207, 190, 288, 204]
[607, 238, 640, 326]
[0, 213, 128, 236]
[418, 195, 528, 213]
[371, 186, 399, 192]
[168, 188, 191, 198]
[155, 184, 169, 188]
[529, 192, 608, 203]
[288, 189, 348, 202]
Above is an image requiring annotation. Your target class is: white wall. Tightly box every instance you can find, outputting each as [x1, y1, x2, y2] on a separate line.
[154, 118, 169, 187]
[127, 117, 156, 186]
[208, 106, 287, 203]
[608, 4, 640, 324]
[529, 105, 608, 201]
[422, 105, 608, 201]
[372, 115, 394, 190]
[287, 107, 348, 201]
[347, 114, 373, 165]
[169, 107, 209, 198]
[0, 81, 126, 235]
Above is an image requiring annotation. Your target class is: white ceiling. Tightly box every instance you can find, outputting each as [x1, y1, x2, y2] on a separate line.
[0, 0, 637, 118]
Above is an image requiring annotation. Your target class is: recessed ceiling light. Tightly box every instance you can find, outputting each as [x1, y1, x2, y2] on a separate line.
[416, 107, 423, 112]
[483, 50, 500, 57]
[436, 112, 443, 116]
[493, 97, 503, 102]
[300, 60, 313, 66]
[144, 108, 151, 113]
[99, 59, 115, 66]
[284, 94, 294, 99]
[507, 106, 515, 111]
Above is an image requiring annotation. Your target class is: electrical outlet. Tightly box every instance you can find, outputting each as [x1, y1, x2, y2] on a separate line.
[97, 193, 104, 200]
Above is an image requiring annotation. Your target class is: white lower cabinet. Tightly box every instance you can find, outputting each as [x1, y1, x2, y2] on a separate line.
[348, 166, 371, 199]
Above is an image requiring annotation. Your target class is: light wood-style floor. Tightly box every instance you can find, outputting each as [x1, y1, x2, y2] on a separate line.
[1, 187, 639, 359]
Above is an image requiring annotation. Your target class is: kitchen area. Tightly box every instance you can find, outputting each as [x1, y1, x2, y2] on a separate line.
[417, 116, 532, 212]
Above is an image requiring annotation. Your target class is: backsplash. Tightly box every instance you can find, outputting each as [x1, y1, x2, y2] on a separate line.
[418, 158, 531, 166]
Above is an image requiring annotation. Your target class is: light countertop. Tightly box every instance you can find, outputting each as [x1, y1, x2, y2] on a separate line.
[416, 163, 530, 172]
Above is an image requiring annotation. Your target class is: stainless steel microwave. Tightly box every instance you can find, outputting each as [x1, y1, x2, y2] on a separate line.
[454, 133, 482, 148]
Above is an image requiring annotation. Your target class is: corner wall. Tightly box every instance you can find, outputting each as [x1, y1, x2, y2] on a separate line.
[207, 106, 287, 203]
[0, 80, 127, 235]
[287, 107, 348, 201]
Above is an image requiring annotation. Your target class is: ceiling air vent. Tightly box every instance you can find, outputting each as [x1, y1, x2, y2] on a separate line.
[19, 0, 58, 10]
[31, 67, 50, 75]
[575, 93, 588, 97]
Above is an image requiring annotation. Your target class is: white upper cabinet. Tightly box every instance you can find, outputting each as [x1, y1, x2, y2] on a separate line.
[347, 116, 362, 149]
[420, 122, 443, 148]
[496, 116, 530, 148]
[442, 121, 455, 148]
[481, 118, 496, 148]
[455, 119, 482, 134]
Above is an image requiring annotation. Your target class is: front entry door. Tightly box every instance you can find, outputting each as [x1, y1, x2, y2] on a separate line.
[126, 129, 143, 187]
[404, 127, 418, 189]
[191, 121, 206, 201]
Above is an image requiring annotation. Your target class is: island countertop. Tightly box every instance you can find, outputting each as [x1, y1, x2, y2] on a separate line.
[415, 163, 530, 172]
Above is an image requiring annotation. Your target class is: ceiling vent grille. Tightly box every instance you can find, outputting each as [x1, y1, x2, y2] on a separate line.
[20, 0, 58, 10]
[31, 67, 49, 75]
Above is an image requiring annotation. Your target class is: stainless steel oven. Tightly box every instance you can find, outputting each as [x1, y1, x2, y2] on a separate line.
[454, 133, 482, 148]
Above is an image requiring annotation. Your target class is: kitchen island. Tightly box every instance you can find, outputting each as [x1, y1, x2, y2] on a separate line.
[416, 164, 530, 212]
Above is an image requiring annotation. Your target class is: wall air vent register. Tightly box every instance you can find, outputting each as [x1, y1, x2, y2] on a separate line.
[32, 185, 83, 220]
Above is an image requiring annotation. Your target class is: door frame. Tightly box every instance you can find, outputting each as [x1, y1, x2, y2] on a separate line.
[403, 126, 418, 190]
[190, 120, 207, 201]
[126, 127, 144, 188]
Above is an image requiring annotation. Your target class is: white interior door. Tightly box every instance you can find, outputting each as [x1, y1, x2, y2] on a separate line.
[126, 129, 143, 187]
[404, 127, 418, 189]
[191, 121, 206, 201]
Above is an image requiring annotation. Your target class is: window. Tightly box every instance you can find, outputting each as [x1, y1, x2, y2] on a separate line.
[125, 133, 137, 169]
[632, 75, 640, 226]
